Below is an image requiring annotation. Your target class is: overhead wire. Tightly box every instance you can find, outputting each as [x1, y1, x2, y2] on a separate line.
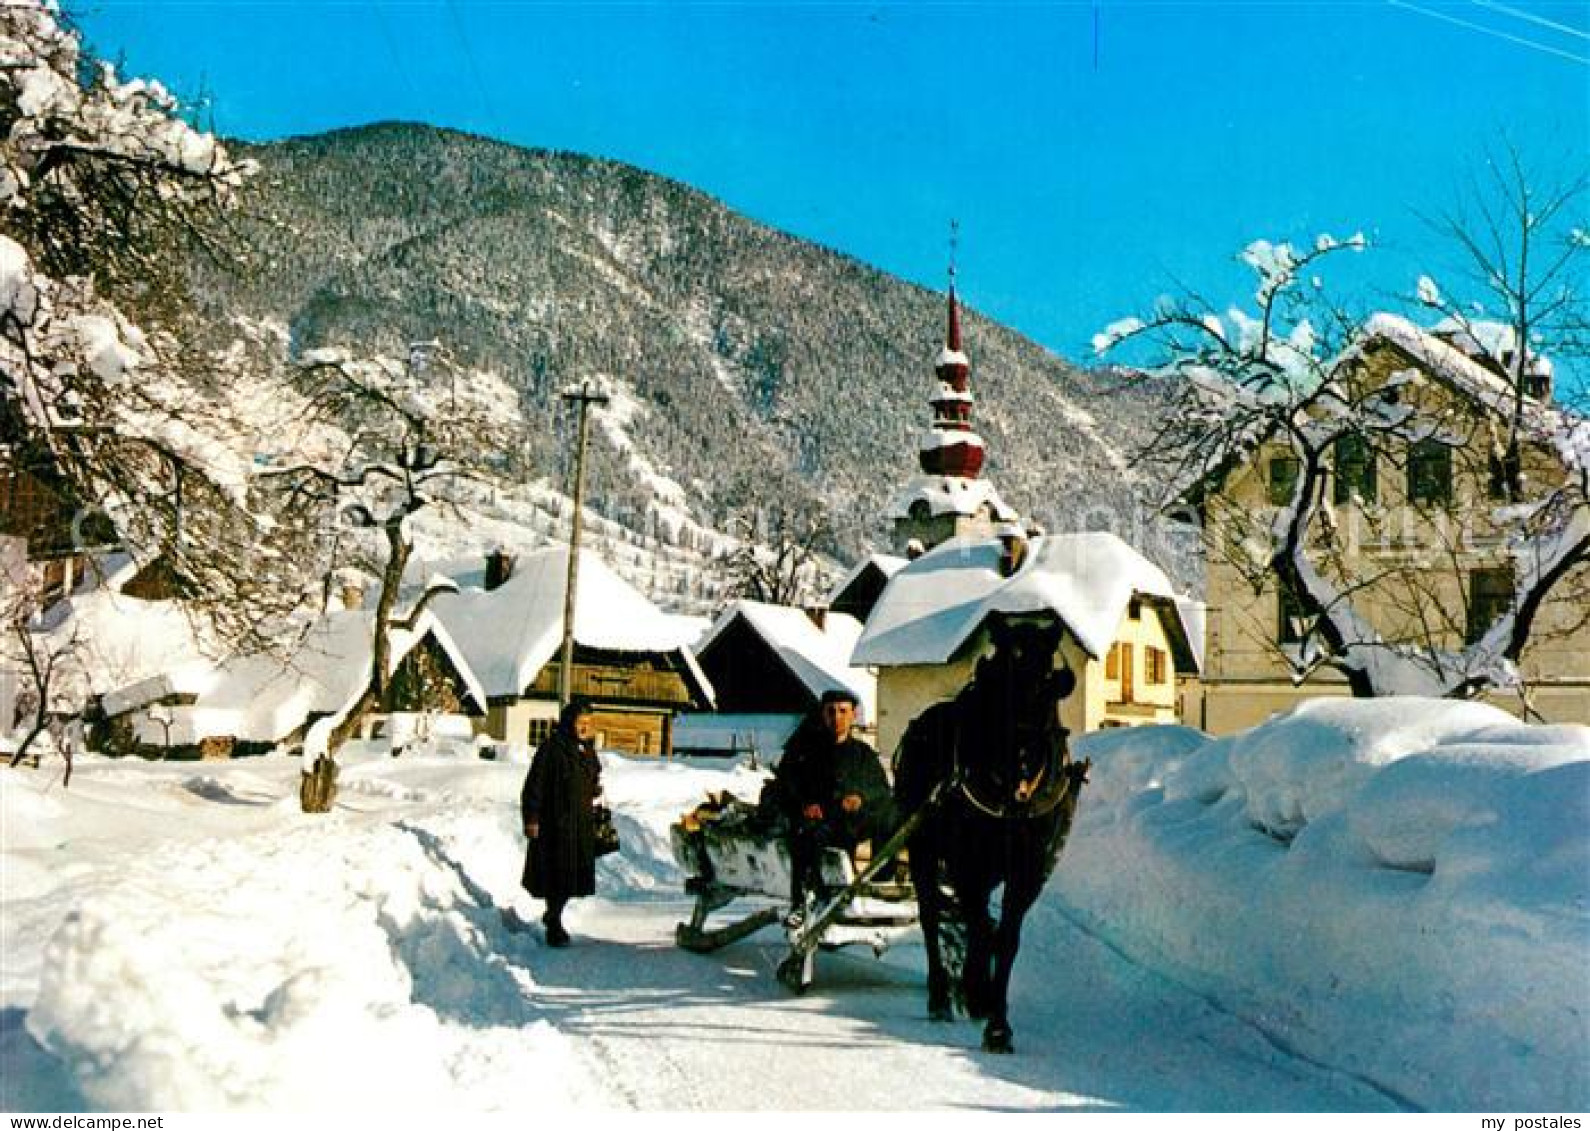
[445, 0, 507, 141]
[1469, 0, 1589, 42]
[1387, 0, 1588, 66]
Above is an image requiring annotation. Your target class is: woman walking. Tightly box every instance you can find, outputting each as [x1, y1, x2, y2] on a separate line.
[520, 698, 603, 946]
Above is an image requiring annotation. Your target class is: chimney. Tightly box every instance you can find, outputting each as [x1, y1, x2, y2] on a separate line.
[485, 548, 516, 591]
[997, 522, 1028, 578]
[804, 605, 828, 631]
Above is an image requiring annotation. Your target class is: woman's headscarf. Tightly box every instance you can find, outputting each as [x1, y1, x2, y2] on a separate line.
[556, 696, 594, 737]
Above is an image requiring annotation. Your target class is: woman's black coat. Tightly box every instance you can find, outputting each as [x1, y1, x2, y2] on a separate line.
[520, 728, 603, 900]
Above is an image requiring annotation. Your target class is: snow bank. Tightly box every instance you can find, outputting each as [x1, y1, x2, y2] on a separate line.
[9, 761, 592, 1111]
[2, 752, 764, 1112]
[1059, 699, 1590, 1111]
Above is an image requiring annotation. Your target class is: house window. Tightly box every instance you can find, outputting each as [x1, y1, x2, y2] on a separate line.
[1145, 647, 1168, 686]
[1268, 455, 1301, 506]
[1278, 582, 1314, 646]
[1467, 567, 1514, 645]
[1104, 643, 1120, 681]
[1333, 434, 1377, 504]
[1487, 448, 1521, 501]
[1409, 439, 1452, 505]
[527, 718, 555, 748]
[1128, 597, 1142, 620]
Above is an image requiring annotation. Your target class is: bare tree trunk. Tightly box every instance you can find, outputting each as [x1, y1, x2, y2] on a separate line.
[7, 625, 53, 771]
[299, 519, 411, 814]
[299, 752, 340, 813]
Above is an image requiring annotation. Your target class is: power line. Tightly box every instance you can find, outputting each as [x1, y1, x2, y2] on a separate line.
[1470, 0, 1590, 42]
[445, 0, 506, 140]
[1388, 0, 1588, 65]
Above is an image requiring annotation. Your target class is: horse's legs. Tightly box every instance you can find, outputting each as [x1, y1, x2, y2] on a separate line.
[981, 865, 1044, 1053]
[958, 871, 997, 1022]
[909, 833, 953, 1021]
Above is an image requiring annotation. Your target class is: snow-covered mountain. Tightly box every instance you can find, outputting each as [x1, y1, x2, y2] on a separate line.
[199, 122, 1170, 603]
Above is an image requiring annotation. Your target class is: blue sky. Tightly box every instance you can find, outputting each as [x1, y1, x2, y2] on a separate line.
[74, 1, 1587, 375]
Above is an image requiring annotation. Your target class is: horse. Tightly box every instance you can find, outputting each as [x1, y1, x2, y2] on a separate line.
[892, 615, 1090, 1054]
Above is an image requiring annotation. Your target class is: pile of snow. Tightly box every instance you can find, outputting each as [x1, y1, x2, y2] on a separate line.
[1060, 698, 1590, 1111]
[1, 752, 763, 1111]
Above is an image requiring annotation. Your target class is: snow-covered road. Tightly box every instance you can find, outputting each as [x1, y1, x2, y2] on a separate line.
[6, 706, 1585, 1113]
[531, 894, 1403, 1111]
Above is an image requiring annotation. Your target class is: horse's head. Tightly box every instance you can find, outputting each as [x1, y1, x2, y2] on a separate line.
[962, 617, 1076, 813]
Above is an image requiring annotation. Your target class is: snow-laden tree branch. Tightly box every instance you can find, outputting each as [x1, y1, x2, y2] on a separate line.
[1099, 208, 1588, 702]
[261, 341, 521, 810]
[1, 2, 310, 654]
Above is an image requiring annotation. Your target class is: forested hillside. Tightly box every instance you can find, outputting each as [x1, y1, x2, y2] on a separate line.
[205, 122, 1169, 602]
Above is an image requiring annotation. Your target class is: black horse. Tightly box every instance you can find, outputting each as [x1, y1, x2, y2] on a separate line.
[893, 616, 1089, 1054]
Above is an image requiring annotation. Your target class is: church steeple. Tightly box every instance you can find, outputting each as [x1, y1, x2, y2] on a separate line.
[884, 224, 1017, 557]
[918, 256, 984, 478]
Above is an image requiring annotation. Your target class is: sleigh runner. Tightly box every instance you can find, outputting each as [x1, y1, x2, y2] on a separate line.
[669, 791, 933, 992]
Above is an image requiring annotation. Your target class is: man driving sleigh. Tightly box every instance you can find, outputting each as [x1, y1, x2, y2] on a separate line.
[761, 688, 897, 925]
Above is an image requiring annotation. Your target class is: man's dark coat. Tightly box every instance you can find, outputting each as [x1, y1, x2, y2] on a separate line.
[765, 717, 894, 845]
[520, 728, 603, 899]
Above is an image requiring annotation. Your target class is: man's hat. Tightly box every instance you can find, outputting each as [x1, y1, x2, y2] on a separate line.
[819, 688, 860, 707]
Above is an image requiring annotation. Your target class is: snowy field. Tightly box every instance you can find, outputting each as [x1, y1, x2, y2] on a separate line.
[1, 698, 1585, 1112]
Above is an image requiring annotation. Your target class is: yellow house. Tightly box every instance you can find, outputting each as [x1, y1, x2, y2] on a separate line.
[1190, 314, 1590, 732]
[851, 531, 1202, 758]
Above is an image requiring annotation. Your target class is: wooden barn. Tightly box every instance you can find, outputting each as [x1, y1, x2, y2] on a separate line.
[430, 545, 713, 756]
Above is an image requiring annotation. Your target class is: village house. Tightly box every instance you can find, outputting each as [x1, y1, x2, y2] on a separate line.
[429, 545, 713, 756]
[0, 454, 118, 736]
[825, 553, 908, 625]
[1188, 313, 1590, 732]
[674, 599, 874, 759]
[105, 605, 486, 759]
[852, 530, 1202, 757]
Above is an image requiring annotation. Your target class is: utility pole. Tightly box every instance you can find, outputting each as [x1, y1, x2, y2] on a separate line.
[559, 382, 609, 708]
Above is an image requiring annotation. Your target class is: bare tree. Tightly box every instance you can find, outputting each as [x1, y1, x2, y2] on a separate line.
[262, 342, 519, 811]
[1097, 216, 1589, 702]
[724, 491, 833, 608]
[0, 546, 81, 784]
[1416, 144, 1589, 490]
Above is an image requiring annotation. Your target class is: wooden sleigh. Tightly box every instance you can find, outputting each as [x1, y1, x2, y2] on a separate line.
[669, 790, 940, 993]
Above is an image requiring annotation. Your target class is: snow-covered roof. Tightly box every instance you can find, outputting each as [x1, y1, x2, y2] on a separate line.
[38, 581, 214, 710]
[1352, 314, 1555, 429]
[430, 544, 710, 702]
[698, 600, 875, 724]
[884, 474, 1018, 521]
[1429, 316, 1554, 378]
[918, 428, 986, 453]
[121, 609, 487, 747]
[825, 552, 909, 608]
[671, 712, 802, 757]
[852, 531, 1200, 670]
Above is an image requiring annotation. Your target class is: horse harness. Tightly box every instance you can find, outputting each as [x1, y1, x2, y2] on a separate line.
[950, 712, 1077, 822]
